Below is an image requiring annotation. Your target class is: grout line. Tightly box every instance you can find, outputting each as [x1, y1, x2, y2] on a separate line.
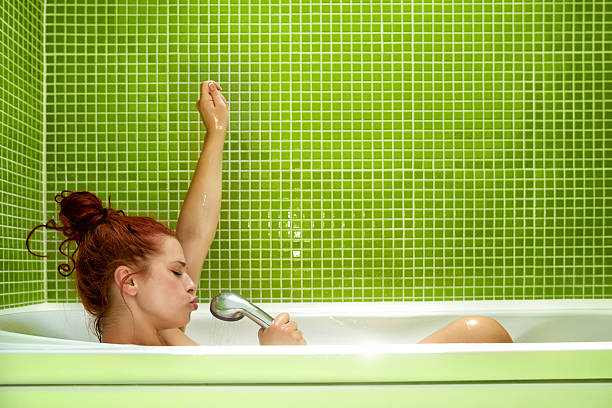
[42, 0, 48, 304]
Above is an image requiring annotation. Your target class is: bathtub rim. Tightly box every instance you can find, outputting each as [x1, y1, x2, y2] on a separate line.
[3, 340, 612, 354]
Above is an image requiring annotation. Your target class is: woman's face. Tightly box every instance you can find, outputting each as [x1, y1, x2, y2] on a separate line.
[135, 235, 197, 330]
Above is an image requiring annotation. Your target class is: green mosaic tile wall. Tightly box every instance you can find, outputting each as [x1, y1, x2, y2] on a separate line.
[0, 0, 45, 309]
[43, 0, 611, 304]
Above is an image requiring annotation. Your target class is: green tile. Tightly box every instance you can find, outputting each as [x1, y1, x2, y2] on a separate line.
[3, 1, 612, 309]
[0, 0, 45, 309]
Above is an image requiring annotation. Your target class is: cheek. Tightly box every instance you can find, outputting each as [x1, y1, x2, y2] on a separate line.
[147, 281, 190, 329]
[144, 276, 181, 306]
[160, 277, 189, 305]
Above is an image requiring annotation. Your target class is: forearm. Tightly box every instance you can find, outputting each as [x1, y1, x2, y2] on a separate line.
[176, 129, 226, 283]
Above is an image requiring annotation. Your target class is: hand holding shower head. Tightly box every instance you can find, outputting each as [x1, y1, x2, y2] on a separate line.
[210, 292, 274, 329]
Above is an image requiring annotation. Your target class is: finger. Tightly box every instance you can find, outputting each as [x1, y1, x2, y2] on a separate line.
[200, 81, 209, 101]
[207, 81, 226, 106]
[258, 327, 264, 339]
[207, 80, 216, 102]
[202, 81, 216, 107]
[208, 82, 226, 107]
[274, 313, 290, 326]
[284, 321, 297, 331]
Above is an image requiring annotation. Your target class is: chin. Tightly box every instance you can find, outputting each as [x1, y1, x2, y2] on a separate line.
[179, 312, 191, 327]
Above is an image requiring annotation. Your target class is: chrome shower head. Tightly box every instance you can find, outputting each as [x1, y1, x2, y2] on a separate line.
[209, 292, 274, 329]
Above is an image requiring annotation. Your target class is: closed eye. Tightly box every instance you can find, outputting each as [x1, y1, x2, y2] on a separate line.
[171, 270, 183, 276]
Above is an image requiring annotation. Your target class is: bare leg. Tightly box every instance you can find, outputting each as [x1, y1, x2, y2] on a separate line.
[418, 316, 513, 344]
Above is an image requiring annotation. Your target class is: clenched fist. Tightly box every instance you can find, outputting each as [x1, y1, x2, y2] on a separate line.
[195, 80, 228, 133]
[258, 313, 307, 346]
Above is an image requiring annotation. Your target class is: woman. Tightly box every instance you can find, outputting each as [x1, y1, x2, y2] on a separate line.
[26, 81, 512, 346]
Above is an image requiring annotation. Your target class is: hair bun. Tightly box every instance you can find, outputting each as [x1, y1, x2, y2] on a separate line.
[25, 190, 115, 276]
[55, 191, 107, 240]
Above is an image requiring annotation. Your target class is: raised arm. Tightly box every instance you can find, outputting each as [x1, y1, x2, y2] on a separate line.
[176, 80, 228, 287]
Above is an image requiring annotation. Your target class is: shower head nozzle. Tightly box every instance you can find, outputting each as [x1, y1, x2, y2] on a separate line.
[209, 292, 274, 329]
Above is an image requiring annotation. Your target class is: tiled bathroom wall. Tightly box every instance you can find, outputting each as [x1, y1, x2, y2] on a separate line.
[0, 0, 46, 309]
[4, 0, 610, 309]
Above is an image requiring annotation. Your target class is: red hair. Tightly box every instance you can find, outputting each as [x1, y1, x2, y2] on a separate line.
[26, 190, 176, 342]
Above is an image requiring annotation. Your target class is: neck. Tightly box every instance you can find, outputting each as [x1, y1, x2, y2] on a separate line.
[100, 303, 166, 346]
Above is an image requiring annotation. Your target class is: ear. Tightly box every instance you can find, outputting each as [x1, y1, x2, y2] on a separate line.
[113, 265, 138, 297]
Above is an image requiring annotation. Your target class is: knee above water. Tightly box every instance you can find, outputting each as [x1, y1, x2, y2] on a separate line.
[462, 316, 513, 343]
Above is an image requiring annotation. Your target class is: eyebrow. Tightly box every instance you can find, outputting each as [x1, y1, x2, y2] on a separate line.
[174, 260, 187, 268]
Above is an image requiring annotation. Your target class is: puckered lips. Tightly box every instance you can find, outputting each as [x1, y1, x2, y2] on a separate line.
[190, 296, 199, 311]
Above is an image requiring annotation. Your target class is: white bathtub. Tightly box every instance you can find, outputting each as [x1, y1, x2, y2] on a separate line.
[1, 300, 612, 407]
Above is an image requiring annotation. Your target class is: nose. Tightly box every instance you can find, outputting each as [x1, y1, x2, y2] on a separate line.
[184, 274, 196, 294]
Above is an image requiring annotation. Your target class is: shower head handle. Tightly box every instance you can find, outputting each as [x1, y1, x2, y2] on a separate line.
[209, 292, 274, 329]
